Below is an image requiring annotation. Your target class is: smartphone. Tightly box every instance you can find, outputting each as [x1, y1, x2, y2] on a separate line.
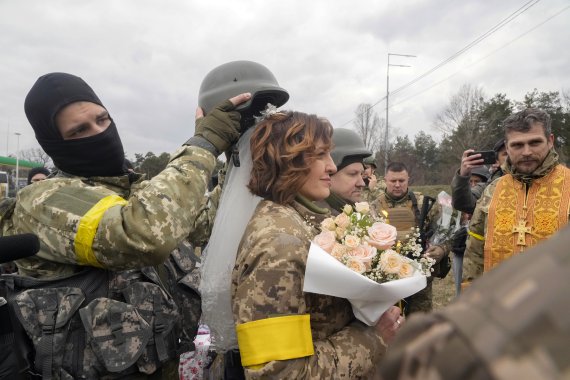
[468, 150, 496, 165]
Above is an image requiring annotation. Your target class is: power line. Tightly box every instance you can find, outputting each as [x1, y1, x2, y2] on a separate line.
[390, 4, 570, 110]
[340, 0, 542, 128]
[391, 0, 541, 97]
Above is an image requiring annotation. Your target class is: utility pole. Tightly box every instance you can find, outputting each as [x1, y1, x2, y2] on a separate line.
[385, 53, 416, 170]
[15, 132, 21, 192]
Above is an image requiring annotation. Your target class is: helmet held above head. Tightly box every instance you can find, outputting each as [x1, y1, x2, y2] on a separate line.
[198, 61, 289, 129]
[331, 128, 371, 171]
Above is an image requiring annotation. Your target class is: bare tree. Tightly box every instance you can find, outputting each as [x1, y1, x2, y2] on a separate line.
[19, 147, 52, 167]
[433, 84, 486, 135]
[353, 103, 384, 152]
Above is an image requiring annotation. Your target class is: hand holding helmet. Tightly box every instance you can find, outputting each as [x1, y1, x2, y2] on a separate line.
[192, 93, 251, 156]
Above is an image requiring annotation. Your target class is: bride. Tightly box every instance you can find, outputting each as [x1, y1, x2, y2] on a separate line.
[226, 110, 401, 379]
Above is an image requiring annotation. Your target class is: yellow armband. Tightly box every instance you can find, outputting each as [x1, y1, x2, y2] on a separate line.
[75, 195, 127, 267]
[468, 230, 485, 241]
[236, 314, 314, 367]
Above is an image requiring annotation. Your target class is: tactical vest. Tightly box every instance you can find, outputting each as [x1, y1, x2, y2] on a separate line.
[377, 192, 422, 242]
[0, 239, 202, 380]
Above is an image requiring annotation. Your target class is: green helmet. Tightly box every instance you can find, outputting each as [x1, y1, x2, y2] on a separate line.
[331, 128, 371, 170]
[363, 156, 377, 168]
[198, 61, 289, 128]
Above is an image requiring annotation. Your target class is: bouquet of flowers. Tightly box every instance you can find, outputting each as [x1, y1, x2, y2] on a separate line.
[303, 202, 433, 325]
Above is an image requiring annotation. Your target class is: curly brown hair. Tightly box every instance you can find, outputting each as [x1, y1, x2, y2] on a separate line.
[248, 111, 334, 204]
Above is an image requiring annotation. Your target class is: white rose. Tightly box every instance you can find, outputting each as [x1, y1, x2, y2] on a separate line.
[354, 202, 370, 214]
[321, 217, 336, 231]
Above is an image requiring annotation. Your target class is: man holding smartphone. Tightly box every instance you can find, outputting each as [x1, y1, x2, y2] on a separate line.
[463, 108, 570, 282]
[451, 139, 508, 214]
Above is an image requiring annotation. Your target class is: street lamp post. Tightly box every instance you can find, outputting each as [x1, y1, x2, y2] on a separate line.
[385, 53, 416, 169]
[15, 132, 21, 192]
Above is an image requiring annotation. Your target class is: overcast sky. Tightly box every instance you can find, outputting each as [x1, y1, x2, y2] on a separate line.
[1, 0, 568, 160]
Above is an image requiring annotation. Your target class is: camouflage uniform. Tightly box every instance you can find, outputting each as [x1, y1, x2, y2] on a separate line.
[0, 145, 215, 379]
[372, 191, 449, 314]
[451, 167, 503, 214]
[2, 145, 215, 279]
[362, 176, 386, 205]
[379, 225, 570, 380]
[232, 198, 386, 379]
[463, 150, 570, 282]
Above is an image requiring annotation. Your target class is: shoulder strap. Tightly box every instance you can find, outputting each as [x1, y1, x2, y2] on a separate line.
[407, 191, 421, 225]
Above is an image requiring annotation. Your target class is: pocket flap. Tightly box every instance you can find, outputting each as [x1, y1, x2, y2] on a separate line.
[179, 268, 201, 294]
[14, 287, 85, 334]
[80, 298, 152, 373]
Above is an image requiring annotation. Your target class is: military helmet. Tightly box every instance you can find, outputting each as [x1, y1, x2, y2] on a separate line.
[331, 128, 372, 170]
[198, 60, 289, 116]
[363, 156, 377, 168]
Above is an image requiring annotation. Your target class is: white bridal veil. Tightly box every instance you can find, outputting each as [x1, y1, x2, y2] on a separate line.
[199, 127, 261, 351]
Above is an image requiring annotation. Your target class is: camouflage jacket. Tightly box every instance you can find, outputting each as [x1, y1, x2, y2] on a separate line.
[463, 150, 569, 281]
[362, 177, 386, 205]
[231, 199, 386, 379]
[451, 167, 503, 215]
[1, 145, 215, 279]
[379, 225, 570, 380]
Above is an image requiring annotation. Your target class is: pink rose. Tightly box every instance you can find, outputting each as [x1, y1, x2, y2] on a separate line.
[367, 222, 397, 250]
[347, 244, 377, 270]
[334, 212, 350, 229]
[379, 249, 402, 274]
[314, 231, 336, 253]
[398, 261, 414, 278]
[344, 234, 360, 248]
[345, 257, 367, 274]
[331, 243, 349, 260]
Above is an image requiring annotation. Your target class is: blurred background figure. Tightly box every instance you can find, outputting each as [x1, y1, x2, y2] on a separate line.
[379, 225, 570, 380]
[26, 166, 50, 185]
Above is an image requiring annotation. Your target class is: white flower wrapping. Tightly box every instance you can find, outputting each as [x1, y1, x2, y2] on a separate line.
[303, 243, 426, 325]
[303, 202, 431, 326]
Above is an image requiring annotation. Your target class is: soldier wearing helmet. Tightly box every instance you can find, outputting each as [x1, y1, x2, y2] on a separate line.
[316, 128, 371, 214]
[362, 155, 386, 203]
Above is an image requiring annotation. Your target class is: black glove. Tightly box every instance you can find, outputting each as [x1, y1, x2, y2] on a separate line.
[188, 100, 241, 156]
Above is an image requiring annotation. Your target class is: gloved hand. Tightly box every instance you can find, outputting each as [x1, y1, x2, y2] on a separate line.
[194, 100, 242, 154]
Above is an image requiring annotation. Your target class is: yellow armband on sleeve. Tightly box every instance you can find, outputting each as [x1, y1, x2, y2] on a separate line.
[468, 230, 485, 241]
[75, 195, 127, 267]
[236, 314, 314, 367]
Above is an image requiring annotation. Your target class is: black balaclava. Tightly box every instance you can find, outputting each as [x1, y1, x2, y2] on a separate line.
[27, 167, 51, 185]
[24, 72, 125, 177]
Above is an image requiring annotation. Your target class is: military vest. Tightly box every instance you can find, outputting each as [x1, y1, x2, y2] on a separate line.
[0, 239, 202, 380]
[376, 192, 422, 242]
